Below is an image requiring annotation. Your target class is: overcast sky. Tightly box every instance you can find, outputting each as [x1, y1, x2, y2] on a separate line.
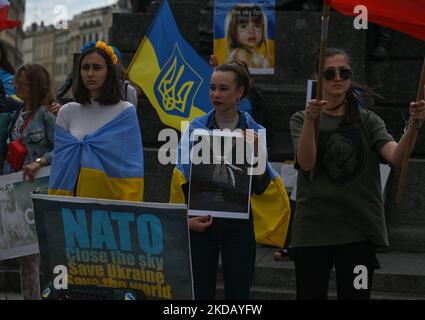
[24, 0, 117, 27]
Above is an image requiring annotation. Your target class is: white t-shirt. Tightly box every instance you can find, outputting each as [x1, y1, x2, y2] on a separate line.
[56, 100, 132, 141]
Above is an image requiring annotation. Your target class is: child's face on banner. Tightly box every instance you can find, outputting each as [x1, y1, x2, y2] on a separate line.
[236, 16, 262, 49]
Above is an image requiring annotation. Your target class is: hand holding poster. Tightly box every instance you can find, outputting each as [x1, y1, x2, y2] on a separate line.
[214, 0, 276, 75]
[32, 195, 193, 300]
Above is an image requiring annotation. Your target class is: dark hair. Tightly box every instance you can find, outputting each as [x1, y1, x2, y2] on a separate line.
[0, 40, 15, 75]
[229, 60, 252, 78]
[116, 62, 127, 82]
[73, 47, 122, 105]
[15, 64, 55, 112]
[215, 62, 251, 99]
[317, 48, 382, 126]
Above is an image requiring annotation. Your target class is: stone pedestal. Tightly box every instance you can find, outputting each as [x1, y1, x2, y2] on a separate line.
[386, 160, 425, 252]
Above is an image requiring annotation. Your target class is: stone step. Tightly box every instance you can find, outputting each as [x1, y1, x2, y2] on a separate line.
[3, 249, 425, 299]
[217, 284, 425, 300]
[387, 226, 425, 253]
[216, 247, 425, 299]
[216, 284, 297, 300]
[219, 263, 425, 296]
[385, 161, 425, 252]
[0, 291, 23, 300]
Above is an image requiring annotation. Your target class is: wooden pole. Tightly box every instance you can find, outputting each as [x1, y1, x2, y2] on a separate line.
[395, 57, 425, 203]
[310, 2, 330, 180]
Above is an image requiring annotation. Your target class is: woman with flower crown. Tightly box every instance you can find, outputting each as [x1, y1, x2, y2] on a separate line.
[48, 41, 144, 201]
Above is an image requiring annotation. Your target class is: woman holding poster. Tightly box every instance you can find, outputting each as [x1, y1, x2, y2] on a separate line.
[170, 62, 290, 300]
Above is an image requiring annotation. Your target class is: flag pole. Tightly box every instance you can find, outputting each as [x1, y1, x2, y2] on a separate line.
[310, 2, 330, 180]
[396, 57, 425, 203]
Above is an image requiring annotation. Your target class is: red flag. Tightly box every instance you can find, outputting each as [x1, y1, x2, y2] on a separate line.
[0, 1, 21, 31]
[326, 0, 425, 42]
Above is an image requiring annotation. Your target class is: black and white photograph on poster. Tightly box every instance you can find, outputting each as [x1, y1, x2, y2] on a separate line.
[188, 129, 253, 219]
[0, 166, 50, 260]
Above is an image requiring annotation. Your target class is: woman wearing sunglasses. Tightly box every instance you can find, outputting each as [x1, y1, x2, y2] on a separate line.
[289, 48, 425, 300]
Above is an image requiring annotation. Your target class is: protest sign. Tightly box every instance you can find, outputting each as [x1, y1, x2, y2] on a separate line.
[32, 195, 193, 300]
[0, 166, 50, 260]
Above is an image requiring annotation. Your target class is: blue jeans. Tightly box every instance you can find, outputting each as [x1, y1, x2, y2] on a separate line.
[190, 217, 256, 300]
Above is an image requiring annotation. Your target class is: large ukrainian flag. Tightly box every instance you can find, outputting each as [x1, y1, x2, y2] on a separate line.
[127, 0, 251, 131]
[170, 111, 291, 248]
[48, 107, 144, 201]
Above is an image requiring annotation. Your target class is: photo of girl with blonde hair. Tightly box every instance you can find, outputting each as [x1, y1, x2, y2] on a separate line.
[223, 3, 274, 74]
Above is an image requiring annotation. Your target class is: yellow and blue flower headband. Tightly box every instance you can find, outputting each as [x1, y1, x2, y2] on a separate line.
[80, 40, 121, 65]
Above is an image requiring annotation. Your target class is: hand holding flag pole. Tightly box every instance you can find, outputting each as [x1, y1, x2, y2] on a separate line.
[396, 58, 425, 203]
[310, 2, 331, 180]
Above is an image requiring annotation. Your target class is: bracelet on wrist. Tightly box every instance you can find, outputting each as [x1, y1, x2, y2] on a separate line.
[409, 118, 423, 130]
[35, 157, 44, 167]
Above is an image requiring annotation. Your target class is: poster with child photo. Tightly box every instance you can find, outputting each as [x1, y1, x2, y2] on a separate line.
[214, 0, 276, 75]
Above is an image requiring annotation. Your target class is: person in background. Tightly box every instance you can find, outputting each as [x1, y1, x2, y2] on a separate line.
[116, 60, 139, 109]
[5, 64, 57, 300]
[0, 39, 59, 173]
[0, 39, 17, 98]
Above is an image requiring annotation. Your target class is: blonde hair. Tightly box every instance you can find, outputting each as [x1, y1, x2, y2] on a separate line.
[224, 4, 271, 63]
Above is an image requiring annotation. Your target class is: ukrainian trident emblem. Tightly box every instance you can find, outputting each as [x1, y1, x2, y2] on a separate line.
[155, 44, 204, 118]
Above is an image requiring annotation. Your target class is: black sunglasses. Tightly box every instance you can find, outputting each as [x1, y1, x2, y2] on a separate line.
[323, 67, 353, 80]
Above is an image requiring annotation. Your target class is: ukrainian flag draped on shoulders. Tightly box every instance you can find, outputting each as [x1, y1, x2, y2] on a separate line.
[170, 110, 291, 248]
[127, 0, 251, 131]
[48, 107, 144, 201]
